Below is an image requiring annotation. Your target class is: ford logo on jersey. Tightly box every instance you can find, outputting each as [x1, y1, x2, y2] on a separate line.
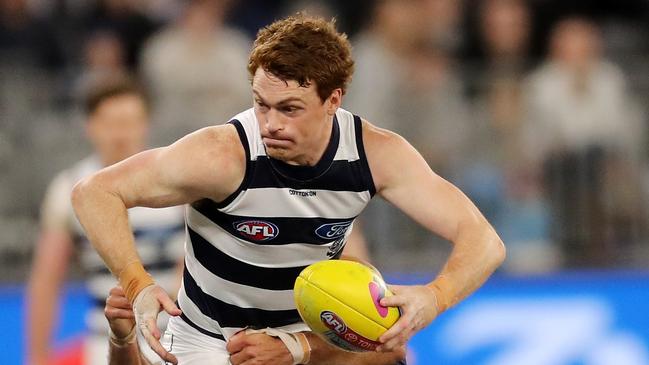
[315, 221, 352, 240]
[234, 220, 279, 241]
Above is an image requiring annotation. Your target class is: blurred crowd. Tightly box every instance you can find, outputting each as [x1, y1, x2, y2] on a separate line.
[2, 0, 649, 280]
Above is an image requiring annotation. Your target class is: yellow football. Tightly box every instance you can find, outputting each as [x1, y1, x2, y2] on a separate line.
[294, 259, 400, 352]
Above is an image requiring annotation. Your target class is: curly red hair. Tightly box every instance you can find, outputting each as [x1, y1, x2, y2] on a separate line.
[248, 14, 355, 102]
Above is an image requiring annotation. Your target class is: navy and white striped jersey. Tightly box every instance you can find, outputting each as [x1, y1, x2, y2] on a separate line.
[41, 156, 185, 332]
[178, 107, 376, 339]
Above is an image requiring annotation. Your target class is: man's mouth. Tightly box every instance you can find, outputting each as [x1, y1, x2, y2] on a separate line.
[262, 137, 292, 148]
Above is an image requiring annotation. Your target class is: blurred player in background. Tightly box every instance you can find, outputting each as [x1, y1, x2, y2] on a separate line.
[26, 77, 185, 365]
[72, 14, 505, 365]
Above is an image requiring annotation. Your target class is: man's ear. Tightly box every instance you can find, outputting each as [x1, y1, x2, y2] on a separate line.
[326, 88, 343, 115]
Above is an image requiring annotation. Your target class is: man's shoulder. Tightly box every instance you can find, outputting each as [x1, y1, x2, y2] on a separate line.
[183, 123, 242, 150]
[335, 110, 383, 133]
[356, 118, 406, 155]
[161, 123, 246, 203]
[353, 116, 391, 137]
[177, 119, 246, 161]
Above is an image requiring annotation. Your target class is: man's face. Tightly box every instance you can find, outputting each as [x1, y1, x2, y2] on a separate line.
[251, 68, 340, 165]
[87, 93, 149, 166]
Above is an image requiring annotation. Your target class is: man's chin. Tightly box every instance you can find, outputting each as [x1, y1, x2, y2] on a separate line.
[265, 147, 290, 161]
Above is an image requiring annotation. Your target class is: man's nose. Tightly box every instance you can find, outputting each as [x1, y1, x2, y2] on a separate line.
[265, 109, 284, 133]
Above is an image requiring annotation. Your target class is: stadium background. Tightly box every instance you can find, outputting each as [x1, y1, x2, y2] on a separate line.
[2, 0, 649, 364]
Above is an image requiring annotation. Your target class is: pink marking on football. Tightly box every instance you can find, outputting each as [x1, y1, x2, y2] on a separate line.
[369, 282, 388, 318]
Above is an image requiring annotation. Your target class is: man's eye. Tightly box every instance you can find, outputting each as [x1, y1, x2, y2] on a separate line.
[256, 100, 268, 109]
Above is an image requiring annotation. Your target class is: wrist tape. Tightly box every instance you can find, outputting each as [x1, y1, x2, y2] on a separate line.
[245, 328, 311, 364]
[118, 261, 154, 304]
[428, 275, 457, 313]
[109, 325, 137, 348]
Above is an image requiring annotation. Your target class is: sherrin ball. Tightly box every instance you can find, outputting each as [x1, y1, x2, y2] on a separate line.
[294, 259, 400, 352]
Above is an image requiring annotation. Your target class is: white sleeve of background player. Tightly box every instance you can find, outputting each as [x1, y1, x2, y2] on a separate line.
[40, 172, 75, 232]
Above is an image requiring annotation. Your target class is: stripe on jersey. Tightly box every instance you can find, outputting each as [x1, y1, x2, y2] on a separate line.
[186, 207, 339, 267]
[185, 245, 296, 309]
[179, 313, 225, 341]
[245, 156, 372, 192]
[352, 115, 376, 196]
[191, 201, 357, 245]
[177, 288, 227, 338]
[212, 120, 253, 210]
[182, 268, 302, 329]
[178, 288, 310, 340]
[189, 228, 306, 290]
[218, 187, 369, 218]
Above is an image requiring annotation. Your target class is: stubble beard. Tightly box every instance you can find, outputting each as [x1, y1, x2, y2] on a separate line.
[265, 146, 290, 161]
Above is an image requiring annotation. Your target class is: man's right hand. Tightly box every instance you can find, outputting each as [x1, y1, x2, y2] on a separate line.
[105, 286, 136, 339]
[132, 284, 182, 364]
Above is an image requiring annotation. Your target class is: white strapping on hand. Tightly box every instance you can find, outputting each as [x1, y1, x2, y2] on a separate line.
[245, 327, 310, 364]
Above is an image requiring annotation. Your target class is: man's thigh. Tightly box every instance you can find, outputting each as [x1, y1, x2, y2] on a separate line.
[160, 316, 230, 365]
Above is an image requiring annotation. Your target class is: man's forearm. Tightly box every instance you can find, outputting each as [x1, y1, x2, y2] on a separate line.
[71, 176, 153, 302]
[305, 333, 405, 365]
[428, 223, 505, 312]
[72, 177, 139, 275]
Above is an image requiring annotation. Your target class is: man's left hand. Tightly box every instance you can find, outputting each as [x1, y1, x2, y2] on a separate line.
[377, 284, 438, 352]
[226, 331, 294, 365]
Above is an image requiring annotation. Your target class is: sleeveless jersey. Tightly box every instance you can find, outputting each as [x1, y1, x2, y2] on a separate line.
[44, 156, 185, 332]
[178, 107, 376, 339]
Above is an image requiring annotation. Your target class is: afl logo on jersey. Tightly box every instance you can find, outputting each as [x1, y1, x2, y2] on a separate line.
[315, 221, 352, 240]
[234, 220, 279, 241]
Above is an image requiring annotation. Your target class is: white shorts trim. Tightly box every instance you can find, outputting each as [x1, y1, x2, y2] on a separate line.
[160, 316, 231, 365]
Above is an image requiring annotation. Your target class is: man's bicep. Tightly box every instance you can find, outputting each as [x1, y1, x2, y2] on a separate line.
[106, 126, 244, 208]
[95, 147, 200, 209]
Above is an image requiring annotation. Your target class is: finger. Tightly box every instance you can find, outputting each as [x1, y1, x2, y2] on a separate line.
[105, 308, 136, 320]
[386, 284, 404, 294]
[384, 328, 411, 351]
[378, 325, 410, 352]
[158, 293, 182, 316]
[380, 294, 408, 308]
[229, 348, 253, 365]
[380, 338, 403, 352]
[146, 317, 162, 340]
[379, 315, 412, 343]
[106, 294, 132, 309]
[110, 286, 126, 296]
[141, 325, 178, 365]
[226, 332, 248, 354]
